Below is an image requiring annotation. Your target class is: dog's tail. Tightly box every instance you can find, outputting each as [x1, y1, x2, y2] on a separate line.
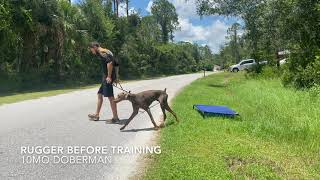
[163, 88, 167, 92]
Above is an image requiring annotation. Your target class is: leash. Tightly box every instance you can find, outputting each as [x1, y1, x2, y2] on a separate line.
[112, 81, 131, 93]
[138, 102, 160, 114]
[112, 81, 160, 114]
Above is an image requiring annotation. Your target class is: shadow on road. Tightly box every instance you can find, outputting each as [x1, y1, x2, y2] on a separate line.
[121, 127, 157, 132]
[95, 119, 128, 125]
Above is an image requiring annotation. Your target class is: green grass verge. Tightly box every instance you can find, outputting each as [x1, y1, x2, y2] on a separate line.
[144, 72, 320, 179]
[0, 84, 99, 105]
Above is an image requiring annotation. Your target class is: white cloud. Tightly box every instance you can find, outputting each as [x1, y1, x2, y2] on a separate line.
[147, 0, 197, 17]
[144, 0, 234, 52]
[118, 3, 137, 17]
[146, 1, 153, 13]
[167, 0, 230, 52]
[169, 0, 198, 18]
[174, 17, 229, 53]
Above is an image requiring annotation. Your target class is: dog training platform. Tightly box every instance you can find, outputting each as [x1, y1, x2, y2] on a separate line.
[193, 104, 239, 118]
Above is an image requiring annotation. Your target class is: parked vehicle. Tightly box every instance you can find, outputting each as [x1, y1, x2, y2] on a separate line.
[229, 59, 255, 72]
[280, 58, 287, 65]
[213, 65, 221, 72]
[229, 59, 267, 72]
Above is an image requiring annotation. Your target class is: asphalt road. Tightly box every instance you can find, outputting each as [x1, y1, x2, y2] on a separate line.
[0, 73, 210, 180]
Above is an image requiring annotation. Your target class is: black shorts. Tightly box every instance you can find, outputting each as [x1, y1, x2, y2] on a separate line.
[98, 82, 114, 97]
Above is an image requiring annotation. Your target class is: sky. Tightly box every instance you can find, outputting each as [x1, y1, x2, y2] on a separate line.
[73, 0, 242, 53]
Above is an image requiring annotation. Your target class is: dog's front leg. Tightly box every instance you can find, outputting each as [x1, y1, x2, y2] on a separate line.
[120, 106, 139, 131]
[164, 104, 179, 123]
[145, 109, 159, 129]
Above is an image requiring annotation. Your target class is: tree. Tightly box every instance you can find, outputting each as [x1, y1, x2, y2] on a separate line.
[198, 45, 216, 70]
[103, 0, 113, 17]
[151, 0, 179, 43]
[81, 0, 114, 43]
[137, 16, 161, 43]
[227, 22, 241, 63]
[0, 0, 204, 93]
[113, 0, 125, 17]
[198, 0, 264, 58]
[197, 0, 320, 88]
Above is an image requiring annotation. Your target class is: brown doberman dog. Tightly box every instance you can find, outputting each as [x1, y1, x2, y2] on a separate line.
[114, 88, 178, 130]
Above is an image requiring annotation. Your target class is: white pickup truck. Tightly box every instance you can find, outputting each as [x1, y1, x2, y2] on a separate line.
[229, 59, 267, 72]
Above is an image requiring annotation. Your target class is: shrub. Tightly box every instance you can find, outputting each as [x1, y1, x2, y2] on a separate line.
[283, 50, 320, 89]
[260, 66, 281, 79]
[309, 84, 320, 98]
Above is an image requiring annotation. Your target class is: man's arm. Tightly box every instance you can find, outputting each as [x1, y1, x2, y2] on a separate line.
[106, 62, 113, 83]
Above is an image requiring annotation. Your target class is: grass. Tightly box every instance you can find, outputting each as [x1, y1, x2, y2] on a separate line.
[144, 72, 320, 179]
[0, 84, 99, 105]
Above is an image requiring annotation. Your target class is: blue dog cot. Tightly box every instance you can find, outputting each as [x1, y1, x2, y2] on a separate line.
[193, 104, 239, 118]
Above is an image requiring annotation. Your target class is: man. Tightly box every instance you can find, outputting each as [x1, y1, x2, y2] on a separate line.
[88, 42, 119, 122]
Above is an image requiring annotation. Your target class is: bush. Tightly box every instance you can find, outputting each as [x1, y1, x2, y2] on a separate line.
[309, 84, 320, 98]
[245, 62, 275, 78]
[283, 50, 320, 89]
[246, 65, 282, 80]
[260, 66, 282, 79]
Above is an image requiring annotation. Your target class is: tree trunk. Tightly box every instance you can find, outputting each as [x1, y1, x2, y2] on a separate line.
[15, 40, 23, 73]
[22, 31, 36, 73]
[52, 24, 65, 81]
[161, 22, 169, 43]
[116, 0, 119, 17]
[234, 28, 240, 63]
[126, 0, 129, 17]
[113, 0, 116, 15]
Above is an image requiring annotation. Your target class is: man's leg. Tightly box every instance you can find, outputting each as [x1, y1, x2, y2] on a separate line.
[89, 86, 104, 120]
[104, 82, 119, 121]
[108, 96, 119, 119]
[95, 93, 103, 116]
